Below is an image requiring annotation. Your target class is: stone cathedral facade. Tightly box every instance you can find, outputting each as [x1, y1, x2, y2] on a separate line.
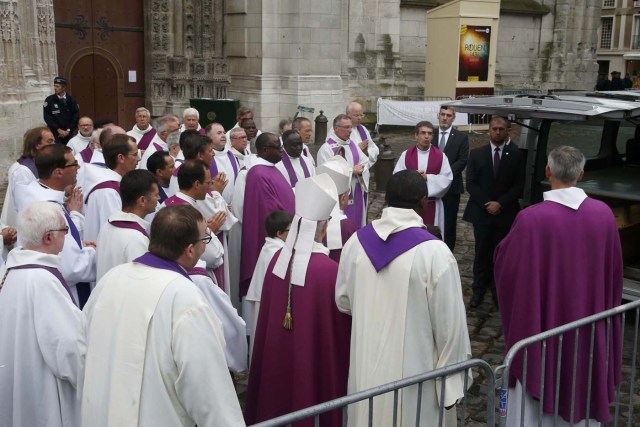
[0, 0, 600, 182]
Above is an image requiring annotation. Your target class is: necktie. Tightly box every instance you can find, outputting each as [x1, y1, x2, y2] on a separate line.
[439, 131, 447, 150]
[493, 146, 501, 177]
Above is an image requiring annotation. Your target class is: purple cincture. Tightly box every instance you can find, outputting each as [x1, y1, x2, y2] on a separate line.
[357, 224, 437, 272]
[133, 252, 191, 281]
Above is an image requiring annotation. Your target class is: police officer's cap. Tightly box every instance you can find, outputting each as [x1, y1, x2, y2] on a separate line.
[53, 77, 68, 86]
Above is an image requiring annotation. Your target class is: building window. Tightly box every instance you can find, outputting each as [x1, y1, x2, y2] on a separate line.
[601, 17, 614, 49]
[603, 0, 615, 7]
[633, 16, 640, 49]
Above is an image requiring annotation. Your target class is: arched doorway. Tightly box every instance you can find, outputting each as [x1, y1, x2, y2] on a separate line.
[70, 54, 119, 124]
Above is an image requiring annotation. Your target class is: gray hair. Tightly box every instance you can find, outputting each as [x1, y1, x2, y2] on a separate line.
[166, 130, 180, 147]
[229, 127, 246, 139]
[90, 128, 102, 148]
[547, 146, 586, 185]
[18, 202, 64, 249]
[182, 107, 199, 119]
[155, 114, 179, 134]
[135, 107, 150, 117]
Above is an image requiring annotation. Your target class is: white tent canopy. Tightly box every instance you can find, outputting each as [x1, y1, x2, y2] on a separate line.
[376, 98, 469, 128]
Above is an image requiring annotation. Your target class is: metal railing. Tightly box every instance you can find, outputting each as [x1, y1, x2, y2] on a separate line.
[250, 358, 496, 427]
[495, 299, 640, 427]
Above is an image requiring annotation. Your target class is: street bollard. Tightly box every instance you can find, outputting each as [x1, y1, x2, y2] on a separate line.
[374, 137, 396, 192]
[314, 110, 327, 145]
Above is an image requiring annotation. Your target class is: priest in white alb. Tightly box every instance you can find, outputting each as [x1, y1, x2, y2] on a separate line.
[347, 101, 379, 167]
[78, 205, 245, 427]
[393, 120, 453, 240]
[0, 202, 82, 427]
[336, 170, 471, 427]
[126, 107, 157, 152]
[275, 130, 315, 188]
[208, 122, 240, 204]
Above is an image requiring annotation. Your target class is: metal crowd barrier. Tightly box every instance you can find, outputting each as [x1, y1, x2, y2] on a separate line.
[250, 358, 496, 427]
[495, 299, 640, 427]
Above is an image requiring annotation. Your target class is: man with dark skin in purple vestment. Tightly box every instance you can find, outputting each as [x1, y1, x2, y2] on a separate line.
[495, 146, 623, 425]
[245, 174, 351, 427]
[239, 133, 295, 300]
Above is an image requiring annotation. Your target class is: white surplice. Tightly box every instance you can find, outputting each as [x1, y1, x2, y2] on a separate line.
[318, 134, 370, 227]
[336, 207, 472, 427]
[78, 262, 245, 427]
[13, 180, 97, 302]
[393, 146, 453, 239]
[83, 166, 123, 242]
[275, 153, 316, 188]
[0, 248, 82, 427]
[67, 134, 91, 155]
[127, 125, 155, 143]
[212, 146, 240, 204]
[95, 210, 150, 281]
[189, 260, 247, 373]
[1, 161, 36, 228]
[245, 236, 285, 357]
[139, 136, 167, 170]
[350, 125, 380, 167]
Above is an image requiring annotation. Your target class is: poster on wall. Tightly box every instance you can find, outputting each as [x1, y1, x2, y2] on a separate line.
[458, 25, 491, 82]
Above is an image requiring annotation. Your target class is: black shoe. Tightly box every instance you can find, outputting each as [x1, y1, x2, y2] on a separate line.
[469, 293, 483, 308]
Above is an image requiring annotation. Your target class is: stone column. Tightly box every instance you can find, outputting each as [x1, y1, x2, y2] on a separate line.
[146, 0, 229, 117]
[224, 0, 347, 134]
[0, 0, 56, 191]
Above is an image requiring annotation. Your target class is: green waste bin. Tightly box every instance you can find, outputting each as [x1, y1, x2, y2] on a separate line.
[190, 99, 240, 131]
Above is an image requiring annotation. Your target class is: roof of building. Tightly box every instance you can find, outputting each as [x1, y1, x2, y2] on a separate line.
[401, 0, 550, 15]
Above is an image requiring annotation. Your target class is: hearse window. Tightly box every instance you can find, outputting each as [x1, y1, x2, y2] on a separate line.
[547, 120, 602, 157]
[616, 120, 636, 157]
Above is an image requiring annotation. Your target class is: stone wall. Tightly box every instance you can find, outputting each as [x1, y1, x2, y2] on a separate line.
[0, 0, 57, 189]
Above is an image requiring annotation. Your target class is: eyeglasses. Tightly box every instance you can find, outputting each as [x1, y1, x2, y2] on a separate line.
[62, 162, 79, 168]
[194, 232, 213, 245]
[48, 225, 69, 235]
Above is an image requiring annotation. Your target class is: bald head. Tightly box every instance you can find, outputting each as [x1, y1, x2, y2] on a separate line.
[346, 101, 364, 126]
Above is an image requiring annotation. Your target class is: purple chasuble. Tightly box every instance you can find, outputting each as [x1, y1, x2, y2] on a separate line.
[328, 217, 359, 263]
[108, 219, 149, 238]
[137, 128, 157, 151]
[240, 165, 295, 297]
[9, 264, 76, 306]
[357, 224, 438, 272]
[85, 180, 120, 204]
[494, 198, 623, 423]
[133, 252, 191, 281]
[163, 195, 190, 206]
[280, 152, 310, 188]
[404, 145, 443, 226]
[327, 138, 365, 228]
[244, 250, 351, 426]
[80, 147, 93, 163]
[16, 156, 38, 178]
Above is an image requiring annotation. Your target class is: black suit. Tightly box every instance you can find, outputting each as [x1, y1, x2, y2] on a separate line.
[43, 93, 80, 145]
[434, 127, 469, 250]
[463, 142, 524, 301]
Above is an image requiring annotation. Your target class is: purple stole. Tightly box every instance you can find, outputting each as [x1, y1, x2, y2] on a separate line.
[152, 142, 163, 152]
[164, 195, 190, 206]
[108, 219, 149, 238]
[404, 145, 443, 226]
[189, 267, 210, 278]
[210, 151, 239, 180]
[172, 164, 181, 177]
[80, 147, 93, 163]
[85, 180, 120, 203]
[280, 152, 310, 187]
[327, 138, 365, 227]
[16, 157, 38, 178]
[357, 224, 438, 272]
[357, 125, 368, 142]
[134, 252, 191, 281]
[61, 209, 82, 249]
[137, 128, 157, 151]
[9, 264, 77, 306]
[198, 128, 206, 135]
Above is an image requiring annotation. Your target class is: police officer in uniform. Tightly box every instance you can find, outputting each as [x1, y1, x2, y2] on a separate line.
[43, 77, 80, 145]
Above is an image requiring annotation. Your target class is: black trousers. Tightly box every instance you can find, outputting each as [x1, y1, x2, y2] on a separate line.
[471, 223, 510, 298]
[442, 192, 461, 251]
